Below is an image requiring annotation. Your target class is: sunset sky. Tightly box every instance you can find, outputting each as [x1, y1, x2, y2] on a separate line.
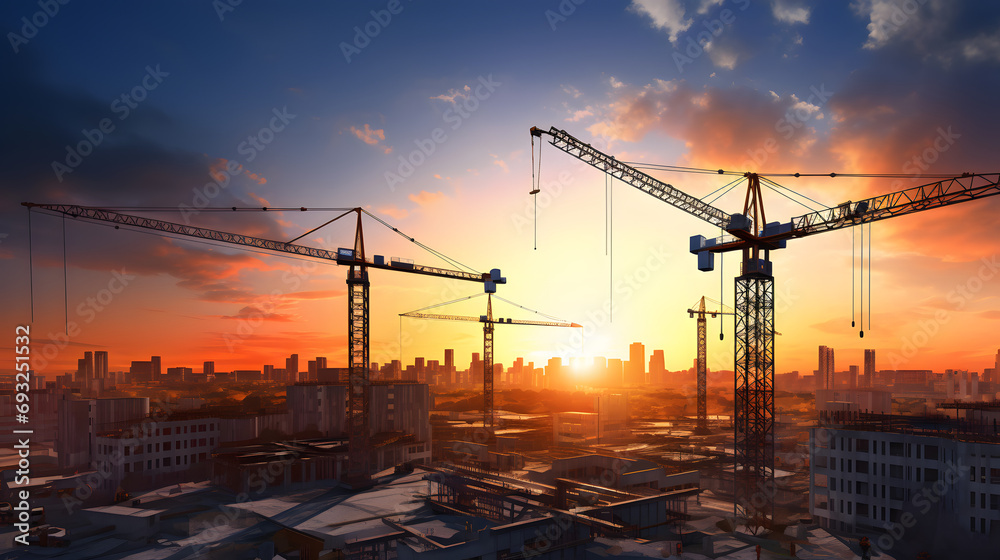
[2, 1, 999, 379]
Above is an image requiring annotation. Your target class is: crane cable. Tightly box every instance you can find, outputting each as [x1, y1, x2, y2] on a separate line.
[868, 221, 872, 333]
[27, 207, 34, 322]
[605, 174, 615, 323]
[62, 214, 68, 335]
[719, 250, 724, 341]
[852, 225, 856, 329]
[860, 220, 865, 338]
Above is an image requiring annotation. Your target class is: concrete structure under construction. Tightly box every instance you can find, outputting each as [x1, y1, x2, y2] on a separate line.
[810, 410, 1000, 556]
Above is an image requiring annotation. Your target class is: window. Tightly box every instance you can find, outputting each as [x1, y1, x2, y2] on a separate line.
[164, 428, 172, 436]
[991, 469, 1000, 484]
[916, 445, 921, 459]
[831, 477, 837, 492]
[990, 494, 999, 511]
[155, 443, 160, 452]
[925, 445, 938, 460]
[857, 439, 869, 453]
[890, 465, 903, 479]
[164, 457, 171, 467]
[982, 493, 987, 510]
[925, 468, 938, 482]
[890, 486, 905, 501]
[857, 502, 869, 516]
[981, 467, 987, 484]
[857, 461, 869, 474]
[848, 460, 853, 473]
[164, 441, 172, 452]
[857, 482, 869, 495]
[125, 447, 130, 456]
[889, 442, 904, 457]
[848, 502, 852, 515]
[147, 460, 152, 470]
[971, 492, 976, 508]
[972, 517, 976, 532]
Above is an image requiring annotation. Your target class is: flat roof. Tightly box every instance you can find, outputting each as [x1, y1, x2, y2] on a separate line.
[84, 505, 165, 517]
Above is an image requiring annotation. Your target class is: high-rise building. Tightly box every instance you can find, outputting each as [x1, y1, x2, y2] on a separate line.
[151, 356, 162, 378]
[648, 350, 666, 386]
[863, 349, 875, 388]
[95, 351, 108, 379]
[817, 346, 828, 390]
[826, 348, 835, 389]
[627, 342, 645, 385]
[129, 361, 154, 383]
[848, 365, 859, 390]
[204, 361, 215, 377]
[285, 354, 299, 383]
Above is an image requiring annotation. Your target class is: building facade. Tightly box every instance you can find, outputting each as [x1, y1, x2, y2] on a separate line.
[810, 425, 1000, 544]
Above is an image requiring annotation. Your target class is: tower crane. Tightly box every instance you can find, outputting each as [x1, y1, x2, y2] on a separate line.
[529, 125, 1000, 530]
[401, 292, 580, 428]
[687, 296, 733, 434]
[23, 203, 505, 487]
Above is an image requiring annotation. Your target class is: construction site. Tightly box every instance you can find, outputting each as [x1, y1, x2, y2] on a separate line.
[4, 3, 1000, 559]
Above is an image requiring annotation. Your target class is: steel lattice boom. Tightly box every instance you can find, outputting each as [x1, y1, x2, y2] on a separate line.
[24, 203, 502, 485]
[401, 299, 579, 428]
[529, 125, 1000, 533]
[531, 127, 732, 229]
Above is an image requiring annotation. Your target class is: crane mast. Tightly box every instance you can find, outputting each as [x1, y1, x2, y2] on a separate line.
[402, 296, 579, 428]
[23, 203, 503, 486]
[530, 125, 1000, 532]
[688, 297, 733, 434]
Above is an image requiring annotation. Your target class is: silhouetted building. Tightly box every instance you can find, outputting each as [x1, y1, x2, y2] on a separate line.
[285, 354, 299, 383]
[649, 349, 666, 385]
[130, 360, 154, 383]
[627, 342, 645, 385]
[864, 349, 875, 388]
[95, 350, 109, 379]
[151, 356, 162, 378]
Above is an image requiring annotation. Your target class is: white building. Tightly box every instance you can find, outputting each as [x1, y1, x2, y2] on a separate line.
[810, 425, 1000, 546]
[287, 381, 431, 443]
[93, 416, 221, 494]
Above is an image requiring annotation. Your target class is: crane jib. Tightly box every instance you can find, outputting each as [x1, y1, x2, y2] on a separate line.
[534, 126, 731, 229]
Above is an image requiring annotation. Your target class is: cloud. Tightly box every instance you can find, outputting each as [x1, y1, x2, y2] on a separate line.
[408, 190, 447, 206]
[628, 0, 691, 43]
[609, 76, 625, 89]
[851, 0, 1000, 63]
[221, 305, 295, 322]
[561, 84, 583, 98]
[490, 153, 509, 173]
[585, 79, 827, 171]
[771, 0, 811, 24]
[349, 123, 392, 153]
[430, 85, 472, 105]
[567, 108, 594, 122]
[379, 205, 409, 219]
